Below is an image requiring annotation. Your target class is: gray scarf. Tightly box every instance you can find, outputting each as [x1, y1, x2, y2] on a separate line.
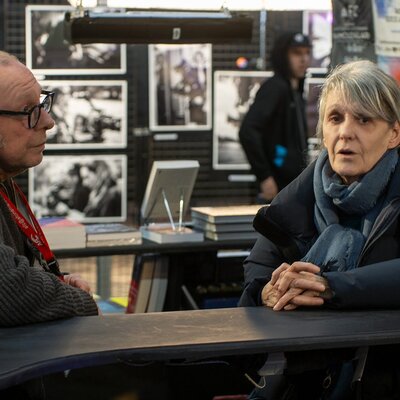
[302, 149, 398, 272]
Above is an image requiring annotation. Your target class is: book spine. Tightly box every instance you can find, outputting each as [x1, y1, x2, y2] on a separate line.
[126, 255, 144, 313]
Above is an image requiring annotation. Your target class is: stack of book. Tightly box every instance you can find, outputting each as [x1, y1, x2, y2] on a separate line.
[140, 223, 203, 244]
[39, 217, 86, 250]
[190, 205, 264, 241]
[85, 223, 142, 247]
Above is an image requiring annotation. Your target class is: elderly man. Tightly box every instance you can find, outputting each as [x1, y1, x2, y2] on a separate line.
[0, 50, 99, 399]
[0, 50, 98, 326]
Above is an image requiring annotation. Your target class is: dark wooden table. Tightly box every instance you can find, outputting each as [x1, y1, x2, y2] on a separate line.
[1, 307, 400, 390]
[53, 237, 257, 259]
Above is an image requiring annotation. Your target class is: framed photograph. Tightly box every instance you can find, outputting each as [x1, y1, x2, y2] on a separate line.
[213, 70, 273, 170]
[305, 77, 324, 163]
[25, 5, 126, 75]
[140, 160, 199, 222]
[303, 10, 332, 73]
[41, 80, 127, 149]
[305, 77, 325, 138]
[149, 43, 212, 131]
[29, 155, 127, 223]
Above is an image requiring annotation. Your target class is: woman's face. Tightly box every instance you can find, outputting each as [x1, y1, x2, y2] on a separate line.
[322, 89, 400, 185]
[80, 166, 96, 189]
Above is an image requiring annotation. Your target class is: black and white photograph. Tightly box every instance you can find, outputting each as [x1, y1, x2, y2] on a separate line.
[303, 10, 332, 73]
[41, 80, 127, 149]
[29, 155, 127, 223]
[305, 77, 324, 163]
[213, 70, 273, 170]
[25, 5, 126, 75]
[149, 43, 212, 131]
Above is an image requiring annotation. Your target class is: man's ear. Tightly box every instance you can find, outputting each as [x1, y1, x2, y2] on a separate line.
[388, 121, 400, 149]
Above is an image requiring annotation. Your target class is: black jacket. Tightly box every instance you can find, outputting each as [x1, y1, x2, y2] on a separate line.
[239, 159, 400, 309]
[238, 74, 308, 190]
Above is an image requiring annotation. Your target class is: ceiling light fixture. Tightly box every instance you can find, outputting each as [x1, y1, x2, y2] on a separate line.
[64, 7, 253, 44]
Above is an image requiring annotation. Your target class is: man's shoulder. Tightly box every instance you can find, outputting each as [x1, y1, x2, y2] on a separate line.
[260, 75, 288, 88]
[256, 75, 290, 97]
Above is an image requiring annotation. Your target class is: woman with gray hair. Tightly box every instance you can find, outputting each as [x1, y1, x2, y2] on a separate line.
[240, 60, 400, 399]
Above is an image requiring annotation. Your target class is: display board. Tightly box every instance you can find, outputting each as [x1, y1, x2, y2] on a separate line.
[4, 1, 308, 215]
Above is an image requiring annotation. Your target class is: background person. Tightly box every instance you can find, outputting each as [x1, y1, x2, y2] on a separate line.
[240, 60, 400, 399]
[239, 32, 311, 202]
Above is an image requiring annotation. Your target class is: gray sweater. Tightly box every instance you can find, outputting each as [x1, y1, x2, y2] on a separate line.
[0, 184, 98, 327]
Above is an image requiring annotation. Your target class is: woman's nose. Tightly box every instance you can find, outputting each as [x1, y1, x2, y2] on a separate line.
[338, 117, 356, 140]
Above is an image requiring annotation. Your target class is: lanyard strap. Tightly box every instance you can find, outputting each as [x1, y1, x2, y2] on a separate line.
[0, 181, 62, 277]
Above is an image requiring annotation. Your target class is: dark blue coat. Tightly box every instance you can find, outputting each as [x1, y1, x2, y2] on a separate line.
[240, 158, 400, 309]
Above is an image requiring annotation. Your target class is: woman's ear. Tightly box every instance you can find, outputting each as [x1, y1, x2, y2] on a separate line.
[388, 121, 400, 149]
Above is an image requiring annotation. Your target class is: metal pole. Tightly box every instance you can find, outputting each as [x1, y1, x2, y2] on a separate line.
[257, 7, 267, 70]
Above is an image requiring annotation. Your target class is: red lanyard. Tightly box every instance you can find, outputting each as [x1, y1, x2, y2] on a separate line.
[0, 181, 62, 278]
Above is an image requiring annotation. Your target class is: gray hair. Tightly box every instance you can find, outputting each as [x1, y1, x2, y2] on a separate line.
[316, 60, 400, 139]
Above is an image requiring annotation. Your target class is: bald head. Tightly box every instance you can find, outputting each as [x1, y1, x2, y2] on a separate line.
[0, 52, 38, 110]
[0, 51, 19, 66]
[0, 50, 54, 179]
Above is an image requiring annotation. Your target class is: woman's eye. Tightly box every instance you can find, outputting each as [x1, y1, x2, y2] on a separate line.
[328, 114, 341, 123]
[358, 116, 370, 124]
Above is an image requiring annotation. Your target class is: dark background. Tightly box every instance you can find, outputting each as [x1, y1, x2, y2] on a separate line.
[2, 0, 311, 225]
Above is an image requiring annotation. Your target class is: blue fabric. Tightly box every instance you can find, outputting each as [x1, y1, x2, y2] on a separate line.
[273, 144, 288, 167]
[301, 149, 399, 272]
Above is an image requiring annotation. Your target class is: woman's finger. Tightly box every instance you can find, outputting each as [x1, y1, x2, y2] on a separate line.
[277, 271, 326, 294]
[273, 287, 303, 311]
[270, 262, 290, 285]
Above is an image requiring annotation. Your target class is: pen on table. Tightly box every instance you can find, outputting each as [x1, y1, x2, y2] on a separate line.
[178, 189, 184, 232]
[162, 189, 176, 231]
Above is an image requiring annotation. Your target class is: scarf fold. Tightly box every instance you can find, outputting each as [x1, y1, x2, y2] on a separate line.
[302, 149, 398, 272]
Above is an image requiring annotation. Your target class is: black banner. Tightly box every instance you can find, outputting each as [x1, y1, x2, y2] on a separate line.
[331, 0, 376, 67]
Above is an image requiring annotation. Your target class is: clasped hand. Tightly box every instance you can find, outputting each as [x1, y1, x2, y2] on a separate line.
[63, 273, 92, 294]
[261, 262, 332, 311]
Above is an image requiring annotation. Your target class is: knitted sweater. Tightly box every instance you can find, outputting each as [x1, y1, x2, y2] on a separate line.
[0, 184, 98, 327]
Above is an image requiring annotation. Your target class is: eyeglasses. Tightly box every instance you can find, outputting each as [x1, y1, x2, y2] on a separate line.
[0, 90, 55, 129]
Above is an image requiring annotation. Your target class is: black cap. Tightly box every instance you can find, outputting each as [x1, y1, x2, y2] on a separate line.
[289, 33, 311, 48]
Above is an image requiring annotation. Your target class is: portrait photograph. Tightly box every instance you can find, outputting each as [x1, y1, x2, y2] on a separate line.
[149, 43, 212, 131]
[213, 70, 273, 170]
[305, 77, 325, 163]
[29, 155, 127, 223]
[25, 5, 127, 75]
[41, 80, 127, 149]
[303, 10, 332, 73]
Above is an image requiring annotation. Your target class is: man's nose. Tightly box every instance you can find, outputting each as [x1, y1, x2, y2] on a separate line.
[38, 109, 55, 131]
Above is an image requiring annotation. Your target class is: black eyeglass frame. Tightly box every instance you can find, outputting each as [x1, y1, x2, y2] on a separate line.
[0, 90, 55, 129]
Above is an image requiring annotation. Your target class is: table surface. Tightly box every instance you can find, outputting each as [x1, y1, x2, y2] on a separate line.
[2, 307, 400, 389]
[53, 238, 257, 258]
